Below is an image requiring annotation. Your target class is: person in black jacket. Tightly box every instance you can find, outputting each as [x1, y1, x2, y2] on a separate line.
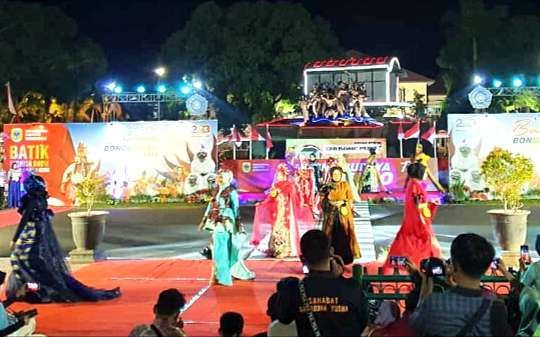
[279, 229, 368, 336]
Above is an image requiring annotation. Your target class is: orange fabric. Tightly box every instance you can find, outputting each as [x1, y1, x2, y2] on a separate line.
[321, 181, 361, 259]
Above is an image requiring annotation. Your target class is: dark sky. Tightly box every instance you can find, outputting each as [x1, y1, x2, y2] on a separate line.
[30, 0, 539, 83]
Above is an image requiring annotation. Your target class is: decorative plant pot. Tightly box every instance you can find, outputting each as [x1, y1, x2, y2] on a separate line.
[68, 211, 109, 263]
[488, 209, 530, 252]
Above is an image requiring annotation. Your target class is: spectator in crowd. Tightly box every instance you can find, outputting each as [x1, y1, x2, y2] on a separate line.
[288, 229, 368, 336]
[267, 278, 298, 337]
[0, 271, 40, 336]
[219, 312, 244, 337]
[129, 289, 187, 337]
[410, 233, 513, 337]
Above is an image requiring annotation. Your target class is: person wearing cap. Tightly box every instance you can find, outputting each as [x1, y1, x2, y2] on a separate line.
[130, 288, 187, 337]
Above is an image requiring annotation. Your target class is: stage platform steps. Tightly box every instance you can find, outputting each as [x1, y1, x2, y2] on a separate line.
[353, 201, 377, 263]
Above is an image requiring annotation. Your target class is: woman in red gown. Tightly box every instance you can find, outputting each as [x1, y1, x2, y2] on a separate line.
[383, 162, 441, 273]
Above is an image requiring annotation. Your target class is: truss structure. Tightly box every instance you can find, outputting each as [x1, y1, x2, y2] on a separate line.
[102, 92, 183, 103]
[486, 86, 540, 97]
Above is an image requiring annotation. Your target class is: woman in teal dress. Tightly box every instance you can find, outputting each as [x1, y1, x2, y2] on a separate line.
[200, 169, 254, 286]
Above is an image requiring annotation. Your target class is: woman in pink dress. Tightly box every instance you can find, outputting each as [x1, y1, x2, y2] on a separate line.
[251, 164, 315, 258]
[383, 162, 441, 273]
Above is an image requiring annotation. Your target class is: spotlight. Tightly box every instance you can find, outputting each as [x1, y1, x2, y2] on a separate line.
[180, 85, 192, 95]
[157, 84, 167, 93]
[492, 79, 502, 88]
[136, 85, 146, 93]
[154, 67, 166, 77]
[473, 74, 483, 85]
[192, 80, 203, 89]
[105, 82, 116, 91]
[113, 86, 123, 94]
[512, 77, 523, 87]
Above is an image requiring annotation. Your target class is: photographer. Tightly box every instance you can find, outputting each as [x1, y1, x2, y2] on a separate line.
[289, 229, 368, 336]
[129, 288, 187, 337]
[0, 271, 39, 336]
[409, 233, 512, 337]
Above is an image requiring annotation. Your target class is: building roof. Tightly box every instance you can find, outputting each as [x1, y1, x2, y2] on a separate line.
[399, 69, 435, 85]
[428, 76, 447, 95]
[304, 49, 400, 71]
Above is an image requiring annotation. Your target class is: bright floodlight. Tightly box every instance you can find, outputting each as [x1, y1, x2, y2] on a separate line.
[473, 74, 483, 85]
[136, 85, 146, 93]
[193, 80, 203, 89]
[157, 84, 167, 93]
[154, 67, 166, 77]
[105, 82, 116, 91]
[180, 85, 192, 95]
[492, 79, 502, 88]
[512, 78, 523, 87]
[113, 86, 123, 94]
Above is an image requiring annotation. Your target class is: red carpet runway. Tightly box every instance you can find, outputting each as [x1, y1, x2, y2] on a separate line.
[10, 259, 305, 336]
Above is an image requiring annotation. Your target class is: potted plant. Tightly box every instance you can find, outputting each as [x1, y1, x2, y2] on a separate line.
[68, 174, 109, 263]
[481, 148, 534, 252]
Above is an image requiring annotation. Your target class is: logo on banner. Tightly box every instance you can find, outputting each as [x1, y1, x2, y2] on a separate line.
[242, 162, 252, 173]
[10, 128, 23, 143]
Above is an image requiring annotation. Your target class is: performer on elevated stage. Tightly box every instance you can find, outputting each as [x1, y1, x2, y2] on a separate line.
[357, 147, 388, 194]
[320, 166, 361, 265]
[199, 169, 254, 286]
[407, 144, 445, 193]
[384, 162, 441, 273]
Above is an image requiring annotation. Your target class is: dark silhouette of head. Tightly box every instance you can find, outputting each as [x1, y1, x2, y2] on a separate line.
[407, 162, 425, 180]
[300, 230, 331, 267]
[219, 312, 244, 337]
[451, 233, 495, 279]
[154, 288, 186, 318]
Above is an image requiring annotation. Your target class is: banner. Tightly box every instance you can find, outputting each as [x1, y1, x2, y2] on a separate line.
[224, 158, 438, 203]
[3, 121, 218, 206]
[448, 114, 540, 191]
[286, 138, 387, 159]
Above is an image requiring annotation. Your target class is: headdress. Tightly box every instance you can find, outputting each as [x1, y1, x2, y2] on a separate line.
[23, 174, 46, 193]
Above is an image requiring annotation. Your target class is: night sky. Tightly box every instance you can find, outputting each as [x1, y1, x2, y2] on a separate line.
[25, 0, 539, 83]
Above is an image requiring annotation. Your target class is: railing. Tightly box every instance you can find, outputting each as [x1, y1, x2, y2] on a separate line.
[352, 266, 511, 301]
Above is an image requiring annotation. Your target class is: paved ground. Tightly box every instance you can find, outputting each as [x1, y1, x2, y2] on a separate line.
[0, 204, 538, 260]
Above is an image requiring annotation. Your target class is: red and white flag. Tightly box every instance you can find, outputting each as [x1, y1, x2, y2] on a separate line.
[403, 122, 420, 140]
[5, 82, 17, 116]
[265, 124, 273, 149]
[421, 124, 436, 144]
[397, 123, 404, 141]
[248, 125, 265, 141]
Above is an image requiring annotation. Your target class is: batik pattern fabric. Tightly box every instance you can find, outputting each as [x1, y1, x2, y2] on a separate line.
[7, 190, 120, 303]
[251, 180, 315, 258]
[209, 187, 254, 286]
[320, 181, 361, 264]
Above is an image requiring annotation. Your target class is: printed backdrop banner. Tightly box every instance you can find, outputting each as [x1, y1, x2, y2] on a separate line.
[3, 121, 218, 206]
[448, 114, 540, 191]
[286, 138, 387, 159]
[224, 158, 438, 203]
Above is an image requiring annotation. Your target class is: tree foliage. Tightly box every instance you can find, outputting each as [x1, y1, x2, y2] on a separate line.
[438, 0, 540, 95]
[0, 2, 107, 101]
[161, 1, 342, 124]
[481, 147, 534, 212]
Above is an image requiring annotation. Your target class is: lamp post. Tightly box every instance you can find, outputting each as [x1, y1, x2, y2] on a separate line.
[154, 67, 166, 120]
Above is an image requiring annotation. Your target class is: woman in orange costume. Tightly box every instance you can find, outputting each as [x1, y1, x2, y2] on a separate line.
[320, 166, 361, 264]
[384, 162, 441, 273]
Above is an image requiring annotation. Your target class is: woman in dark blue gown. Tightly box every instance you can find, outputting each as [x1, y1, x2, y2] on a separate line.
[7, 174, 121, 303]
